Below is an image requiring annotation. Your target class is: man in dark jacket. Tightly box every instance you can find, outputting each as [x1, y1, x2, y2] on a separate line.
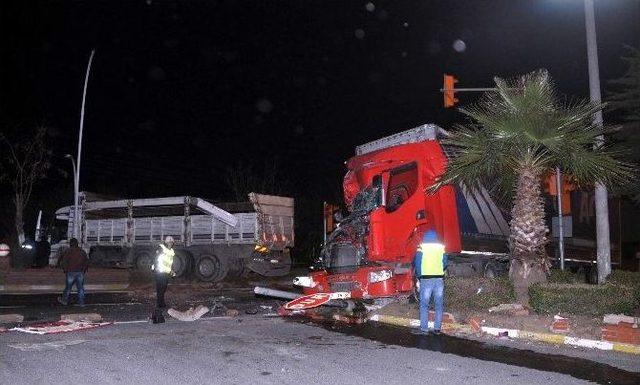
[57, 238, 89, 306]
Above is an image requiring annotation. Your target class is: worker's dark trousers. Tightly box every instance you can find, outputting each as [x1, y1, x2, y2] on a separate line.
[155, 272, 169, 308]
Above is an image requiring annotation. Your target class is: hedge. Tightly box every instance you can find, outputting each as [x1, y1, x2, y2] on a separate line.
[445, 277, 516, 310]
[548, 269, 580, 284]
[608, 270, 640, 304]
[529, 282, 637, 316]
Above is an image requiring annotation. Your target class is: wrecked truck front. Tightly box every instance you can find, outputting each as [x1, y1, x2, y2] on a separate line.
[295, 186, 412, 299]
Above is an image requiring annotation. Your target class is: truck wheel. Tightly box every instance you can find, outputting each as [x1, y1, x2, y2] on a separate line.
[135, 252, 154, 271]
[194, 254, 228, 282]
[172, 251, 192, 278]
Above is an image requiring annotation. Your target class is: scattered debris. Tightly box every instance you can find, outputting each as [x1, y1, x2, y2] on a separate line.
[467, 316, 484, 333]
[10, 320, 111, 335]
[8, 339, 88, 352]
[245, 308, 259, 315]
[167, 305, 210, 321]
[226, 309, 240, 317]
[0, 313, 24, 323]
[550, 315, 570, 334]
[260, 305, 273, 311]
[603, 314, 639, 326]
[602, 313, 640, 345]
[60, 313, 102, 322]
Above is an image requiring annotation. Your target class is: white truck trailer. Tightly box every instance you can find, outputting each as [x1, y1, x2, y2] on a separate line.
[51, 192, 294, 281]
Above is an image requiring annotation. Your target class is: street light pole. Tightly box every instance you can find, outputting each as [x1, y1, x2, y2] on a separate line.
[584, 0, 611, 284]
[64, 154, 78, 240]
[75, 49, 95, 245]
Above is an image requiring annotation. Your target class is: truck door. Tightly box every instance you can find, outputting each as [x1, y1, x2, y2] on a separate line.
[380, 162, 422, 262]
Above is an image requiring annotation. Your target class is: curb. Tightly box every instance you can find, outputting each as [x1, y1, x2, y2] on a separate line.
[369, 314, 640, 356]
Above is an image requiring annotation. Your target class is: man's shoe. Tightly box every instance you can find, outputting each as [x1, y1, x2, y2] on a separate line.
[412, 329, 430, 335]
[57, 297, 68, 306]
[432, 329, 443, 336]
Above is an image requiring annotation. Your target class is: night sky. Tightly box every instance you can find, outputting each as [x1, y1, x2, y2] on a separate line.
[1, 0, 639, 241]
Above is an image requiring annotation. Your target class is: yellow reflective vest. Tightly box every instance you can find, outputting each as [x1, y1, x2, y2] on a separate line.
[414, 242, 446, 277]
[156, 244, 175, 274]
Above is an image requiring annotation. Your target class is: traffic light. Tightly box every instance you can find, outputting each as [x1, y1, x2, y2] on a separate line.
[543, 171, 576, 215]
[443, 74, 459, 108]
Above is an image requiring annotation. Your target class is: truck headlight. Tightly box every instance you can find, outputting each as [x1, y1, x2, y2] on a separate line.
[293, 276, 316, 288]
[369, 269, 393, 283]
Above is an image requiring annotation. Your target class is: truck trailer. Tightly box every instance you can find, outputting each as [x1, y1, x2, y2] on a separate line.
[50, 192, 294, 281]
[295, 124, 511, 300]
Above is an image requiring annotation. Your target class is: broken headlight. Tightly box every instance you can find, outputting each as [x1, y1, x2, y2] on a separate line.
[369, 269, 393, 283]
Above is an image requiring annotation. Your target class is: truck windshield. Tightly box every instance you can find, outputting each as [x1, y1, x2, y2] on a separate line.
[352, 184, 381, 214]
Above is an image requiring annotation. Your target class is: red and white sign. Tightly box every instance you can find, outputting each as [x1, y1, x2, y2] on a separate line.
[0, 243, 9, 257]
[284, 292, 351, 310]
[284, 293, 332, 310]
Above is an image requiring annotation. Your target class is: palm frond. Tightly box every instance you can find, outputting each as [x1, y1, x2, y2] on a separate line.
[431, 69, 637, 197]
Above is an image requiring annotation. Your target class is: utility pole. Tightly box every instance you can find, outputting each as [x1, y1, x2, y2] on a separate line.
[584, 0, 610, 284]
[65, 154, 78, 240]
[75, 49, 95, 244]
[555, 167, 565, 270]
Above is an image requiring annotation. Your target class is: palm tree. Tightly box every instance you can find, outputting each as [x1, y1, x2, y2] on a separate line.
[431, 70, 634, 302]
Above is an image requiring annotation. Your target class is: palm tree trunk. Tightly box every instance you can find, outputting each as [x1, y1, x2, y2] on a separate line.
[508, 166, 548, 304]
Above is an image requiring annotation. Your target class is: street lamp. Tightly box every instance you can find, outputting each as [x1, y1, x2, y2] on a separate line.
[583, 0, 611, 284]
[64, 154, 79, 240]
[75, 49, 95, 245]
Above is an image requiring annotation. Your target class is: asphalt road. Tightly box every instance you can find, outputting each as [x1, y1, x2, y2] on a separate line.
[1, 288, 639, 385]
[0, 315, 620, 385]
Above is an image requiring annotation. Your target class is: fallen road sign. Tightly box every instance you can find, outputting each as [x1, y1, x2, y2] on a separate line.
[284, 292, 351, 310]
[284, 293, 331, 310]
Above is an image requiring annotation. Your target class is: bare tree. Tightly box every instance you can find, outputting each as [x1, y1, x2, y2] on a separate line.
[0, 126, 51, 245]
[224, 159, 287, 201]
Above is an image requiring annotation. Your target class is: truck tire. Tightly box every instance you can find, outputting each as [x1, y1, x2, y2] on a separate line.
[194, 254, 228, 282]
[172, 251, 192, 278]
[135, 251, 154, 271]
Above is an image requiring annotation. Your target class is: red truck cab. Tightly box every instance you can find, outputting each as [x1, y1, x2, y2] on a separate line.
[298, 125, 463, 299]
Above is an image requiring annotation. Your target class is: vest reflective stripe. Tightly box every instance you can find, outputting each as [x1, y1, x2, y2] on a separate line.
[156, 244, 175, 273]
[418, 243, 445, 276]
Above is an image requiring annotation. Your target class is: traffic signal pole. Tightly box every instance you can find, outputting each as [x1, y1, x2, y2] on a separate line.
[441, 74, 497, 108]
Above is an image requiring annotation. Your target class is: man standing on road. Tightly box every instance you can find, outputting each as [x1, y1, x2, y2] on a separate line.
[413, 230, 448, 335]
[58, 238, 89, 306]
[152, 236, 176, 308]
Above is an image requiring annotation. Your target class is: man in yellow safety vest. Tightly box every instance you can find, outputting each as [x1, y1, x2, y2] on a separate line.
[152, 236, 176, 308]
[413, 230, 448, 335]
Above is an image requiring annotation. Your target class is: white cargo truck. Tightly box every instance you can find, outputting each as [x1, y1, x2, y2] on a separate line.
[50, 192, 294, 281]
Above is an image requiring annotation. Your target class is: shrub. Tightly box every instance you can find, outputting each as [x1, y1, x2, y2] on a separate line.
[529, 283, 637, 316]
[445, 277, 516, 310]
[548, 269, 579, 284]
[608, 270, 640, 304]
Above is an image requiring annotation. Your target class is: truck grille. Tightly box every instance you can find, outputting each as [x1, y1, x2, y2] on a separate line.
[327, 243, 358, 273]
[330, 281, 357, 292]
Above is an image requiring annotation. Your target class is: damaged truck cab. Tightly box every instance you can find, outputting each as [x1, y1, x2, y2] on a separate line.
[298, 125, 465, 300]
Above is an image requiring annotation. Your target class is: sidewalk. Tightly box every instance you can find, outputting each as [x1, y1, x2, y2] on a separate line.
[368, 303, 640, 355]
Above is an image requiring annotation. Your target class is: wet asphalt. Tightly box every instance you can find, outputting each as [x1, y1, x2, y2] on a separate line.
[1, 288, 639, 384]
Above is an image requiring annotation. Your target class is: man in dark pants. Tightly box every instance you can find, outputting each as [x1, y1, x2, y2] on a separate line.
[58, 238, 89, 306]
[152, 236, 176, 308]
[413, 229, 448, 335]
